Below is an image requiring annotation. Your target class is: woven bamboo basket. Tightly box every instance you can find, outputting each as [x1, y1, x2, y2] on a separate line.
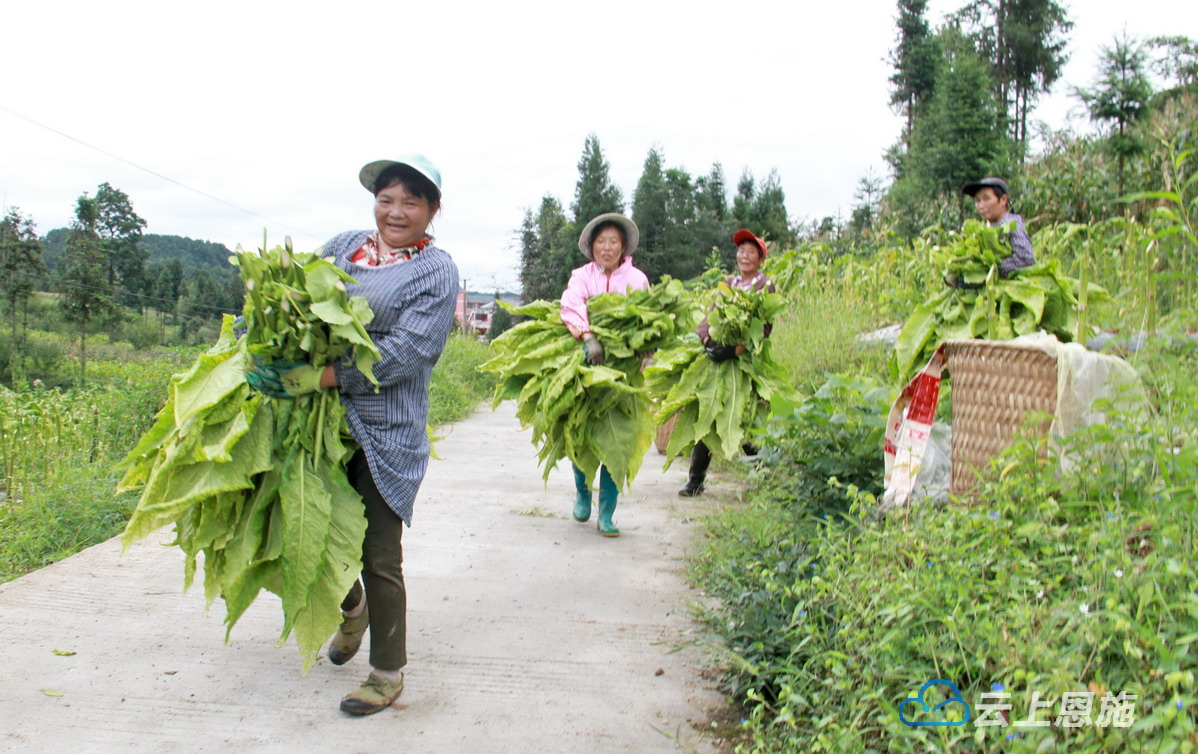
[942, 339, 1058, 499]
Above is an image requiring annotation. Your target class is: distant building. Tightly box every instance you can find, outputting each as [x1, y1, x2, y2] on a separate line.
[455, 291, 521, 336]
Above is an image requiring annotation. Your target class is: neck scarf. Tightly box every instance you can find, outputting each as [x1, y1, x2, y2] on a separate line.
[355, 232, 433, 267]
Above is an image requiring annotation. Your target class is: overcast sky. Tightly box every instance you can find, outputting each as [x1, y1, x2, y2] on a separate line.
[2, 1, 1194, 292]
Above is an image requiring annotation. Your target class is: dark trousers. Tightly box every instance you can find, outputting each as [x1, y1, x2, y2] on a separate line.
[341, 450, 407, 671]
[687, 442, 712, 487]
[687, 440, 757, 488]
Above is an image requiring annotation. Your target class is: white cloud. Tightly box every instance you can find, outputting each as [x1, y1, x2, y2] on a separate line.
[2, 0, 1194, 292]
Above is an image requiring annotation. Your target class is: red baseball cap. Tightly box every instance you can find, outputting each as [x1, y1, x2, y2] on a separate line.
[732, 229, 767, 258]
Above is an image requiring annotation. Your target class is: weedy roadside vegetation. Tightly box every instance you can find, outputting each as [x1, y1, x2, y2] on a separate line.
[693, 333, 1198, 752]
[690, 155, 1198, 749]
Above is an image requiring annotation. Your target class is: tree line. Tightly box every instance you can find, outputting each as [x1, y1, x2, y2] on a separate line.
[1, 184, 243, 380]
[882, 0, 1196, 236]
[517, 134, 795, 303]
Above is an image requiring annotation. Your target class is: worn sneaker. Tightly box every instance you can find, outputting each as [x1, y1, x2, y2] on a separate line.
[340, 672, 404, 716]
[327, 605, 369, 666]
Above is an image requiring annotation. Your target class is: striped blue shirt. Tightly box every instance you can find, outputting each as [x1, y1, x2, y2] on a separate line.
[325, 230, 459, 526]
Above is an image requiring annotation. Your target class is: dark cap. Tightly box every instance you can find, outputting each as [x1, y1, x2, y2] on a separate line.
[962, 177, 1009, 197]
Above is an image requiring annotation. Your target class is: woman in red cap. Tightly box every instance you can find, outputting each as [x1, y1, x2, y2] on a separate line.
[679, 228, 776, 497]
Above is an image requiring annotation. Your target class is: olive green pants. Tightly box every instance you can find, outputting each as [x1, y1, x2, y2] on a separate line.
[341, 450, 407, 671]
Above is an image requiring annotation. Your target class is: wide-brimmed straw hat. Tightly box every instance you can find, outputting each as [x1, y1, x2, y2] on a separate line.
[732, 228, 767, 258]
[358, 154, 442, 199]
[578, 213, 639, 261]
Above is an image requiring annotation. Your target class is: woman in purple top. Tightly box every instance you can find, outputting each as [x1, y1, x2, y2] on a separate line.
[680, 229, 776, 497]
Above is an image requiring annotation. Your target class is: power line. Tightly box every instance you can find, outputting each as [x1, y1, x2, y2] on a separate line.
[0, 104, 316, 239]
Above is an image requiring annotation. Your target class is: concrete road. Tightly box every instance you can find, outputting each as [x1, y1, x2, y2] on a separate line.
[0, 401, 726, 753]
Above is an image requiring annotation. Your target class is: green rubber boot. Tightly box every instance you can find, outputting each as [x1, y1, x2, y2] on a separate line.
[596, 466, 619, 537]
[572, 465, 592, 522]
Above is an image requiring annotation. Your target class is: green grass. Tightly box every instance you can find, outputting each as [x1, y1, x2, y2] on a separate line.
[0, 475, 139, 581]
[428, 332, 498, 427]
[689, 296, 1198, 751]
[769, 288, 890, 395]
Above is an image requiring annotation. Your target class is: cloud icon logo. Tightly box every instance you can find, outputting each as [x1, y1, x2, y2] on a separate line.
[899, 679, 971, 727]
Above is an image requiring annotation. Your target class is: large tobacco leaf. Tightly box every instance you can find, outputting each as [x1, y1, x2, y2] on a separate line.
[479, 278, 692, 489]
[647, 284, 796, 465]
[891, 221, 1109, 384]
[118, 243, 380, 671]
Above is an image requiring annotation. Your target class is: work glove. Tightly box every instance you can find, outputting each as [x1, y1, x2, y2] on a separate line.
[943, 273, 982, 290]
[278, 362, 325, 397]
[704, 340, 737, 363]
[246, 358, 288, 398]
[246, 359, 324, 398]
[582, 334, 605, 366]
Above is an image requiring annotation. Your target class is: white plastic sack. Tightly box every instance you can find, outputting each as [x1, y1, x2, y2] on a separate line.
[882, 346, 946, 512]
[1009, 332, 1148, 472]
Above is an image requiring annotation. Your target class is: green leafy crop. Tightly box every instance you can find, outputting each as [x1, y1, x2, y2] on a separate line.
[117, 243, 379, 671]
[892, 220, 1109, 384]
[479, 278, 692, 489]
[647, 285, 797, 464]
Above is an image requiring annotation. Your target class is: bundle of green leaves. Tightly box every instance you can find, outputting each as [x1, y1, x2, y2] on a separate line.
[586, 276, 695, 369]
[647, 284, 796, 464]
[478, 279, 692, 489]
[117, 243, 380, 671]
[892, 220, 1108, 384]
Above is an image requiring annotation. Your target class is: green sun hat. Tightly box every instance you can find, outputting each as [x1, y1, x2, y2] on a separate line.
[358, 154, 442, 199]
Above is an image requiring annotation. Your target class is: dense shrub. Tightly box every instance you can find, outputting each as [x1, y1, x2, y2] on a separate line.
[22, 333, 65, 377]
[122, 315, 162, 350]
[691, 341, 1198, 752]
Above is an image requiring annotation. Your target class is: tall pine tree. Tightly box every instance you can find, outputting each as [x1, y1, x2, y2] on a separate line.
[731, 170, 756, 231]
[908, 27, 1007, 215]
[694, 163, 731, 268]
[752, 170, 793, 248]
[954, 0, 1072, 148]
[663, 167, 701, 280]
[0, 208, 46, 376]
[518, 195, 572, 303]
[632, 147, 669, 282]
[93, 182, 147, 331]
[1075, 33, 1155, 195]
[889, 0, 941, 153]
[571, 133, 623, 226]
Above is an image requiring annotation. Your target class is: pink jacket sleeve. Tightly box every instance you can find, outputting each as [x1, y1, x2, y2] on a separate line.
[560, 259, 651, 339]
[561, 267, 596, 338]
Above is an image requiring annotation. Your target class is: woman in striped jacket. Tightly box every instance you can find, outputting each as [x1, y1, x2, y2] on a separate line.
[250, 154, 458, 715]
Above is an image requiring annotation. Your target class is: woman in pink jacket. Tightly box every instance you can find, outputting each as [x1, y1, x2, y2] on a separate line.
[560, 212, 650, 536]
